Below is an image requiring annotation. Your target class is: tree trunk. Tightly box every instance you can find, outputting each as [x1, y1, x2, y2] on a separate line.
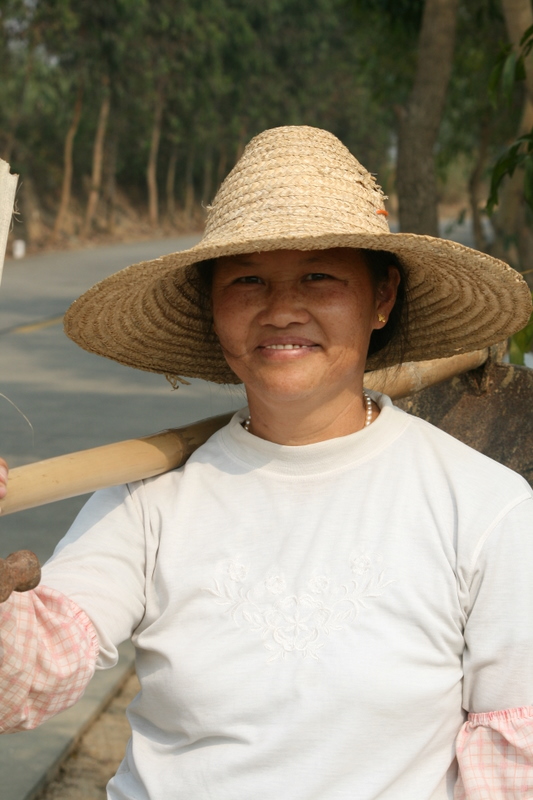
[216, 146, 227, 192]
[146, 90, 164, 227]
[20, 176, 45, 246]
[1, 44, 34, 163]
[52, 87, 83, 240]
[491, 98, 533, 289]
[105, 133, 118, 234]
[82, 89, 111, 238]
[184, 143, 195, 221]
[468, 121, 491, 252]
[166, 147, 178, 222]
[396, 0, 460, 235]
[202, 148, 213, 205]
[492, 0, 533, 289]
[234, 124, 248, 165]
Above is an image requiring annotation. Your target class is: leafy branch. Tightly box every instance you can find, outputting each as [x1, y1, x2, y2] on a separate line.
[486, 23, 533, 214]
[486, 130, 533, 214]
[486, 24, 533, 365]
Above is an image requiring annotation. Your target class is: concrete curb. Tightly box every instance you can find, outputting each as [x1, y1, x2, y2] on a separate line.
[1, 641, 135, 800]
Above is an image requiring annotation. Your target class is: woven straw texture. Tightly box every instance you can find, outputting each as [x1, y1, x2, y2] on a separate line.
[64, 126, 532, 384]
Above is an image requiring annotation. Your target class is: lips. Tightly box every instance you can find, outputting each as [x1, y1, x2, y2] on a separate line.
[256, 338, 320, 361]
[258, 337, 318, 350]
[263, 343, 313, 350]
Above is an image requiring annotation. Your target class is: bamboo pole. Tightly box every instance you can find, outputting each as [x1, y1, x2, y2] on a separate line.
[364, 348, 488, 398]
[0, 413, 233, 516]
[0, 349, 489, 517]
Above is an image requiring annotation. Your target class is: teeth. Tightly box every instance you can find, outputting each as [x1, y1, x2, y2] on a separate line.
[265, 344, 308, 350]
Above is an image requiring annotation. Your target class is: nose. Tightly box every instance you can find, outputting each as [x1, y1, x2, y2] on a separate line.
[257, 280, 311, 328]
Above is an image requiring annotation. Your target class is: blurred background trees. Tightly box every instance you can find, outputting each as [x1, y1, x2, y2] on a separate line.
[0, 0, 532, 291]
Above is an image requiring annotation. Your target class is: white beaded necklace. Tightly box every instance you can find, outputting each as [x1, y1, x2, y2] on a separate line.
[242, 391, 374, 434]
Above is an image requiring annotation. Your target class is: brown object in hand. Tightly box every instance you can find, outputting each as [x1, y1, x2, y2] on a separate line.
[0, 550, 41, 603]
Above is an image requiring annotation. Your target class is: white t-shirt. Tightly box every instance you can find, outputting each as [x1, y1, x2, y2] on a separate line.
[42, 395, 533, 800]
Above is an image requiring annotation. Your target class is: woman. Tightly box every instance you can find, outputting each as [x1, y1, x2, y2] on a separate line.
[1, 126, 533, 799]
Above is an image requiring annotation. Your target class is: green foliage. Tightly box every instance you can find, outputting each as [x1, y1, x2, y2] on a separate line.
[485, 20, 533, 365]
[0, 0, 526, 253]
[437, 4, 511, 173]
[486, 23, 533, 215]
[486, 131, 533, 215]
[1, 0, 396, 214]
[489, 21, 533, 102]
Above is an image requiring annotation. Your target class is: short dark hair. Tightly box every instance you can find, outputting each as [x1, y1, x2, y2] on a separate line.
[188, 248, 409, 368]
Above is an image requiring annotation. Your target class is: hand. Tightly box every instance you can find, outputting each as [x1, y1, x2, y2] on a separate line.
[0, 551, 41, 603]
[0, 457, 7, 501]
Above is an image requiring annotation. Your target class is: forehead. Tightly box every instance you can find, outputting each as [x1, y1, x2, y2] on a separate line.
[216, 248, 366, 271]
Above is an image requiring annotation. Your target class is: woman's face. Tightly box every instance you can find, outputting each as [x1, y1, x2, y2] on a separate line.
[211, 248, 399, 407]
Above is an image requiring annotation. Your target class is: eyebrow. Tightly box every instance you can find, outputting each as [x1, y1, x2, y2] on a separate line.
[221, 256, 257, 266]
[299, 255, 346, 267]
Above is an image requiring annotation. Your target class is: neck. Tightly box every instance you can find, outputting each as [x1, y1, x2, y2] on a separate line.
[244, 388, 377, 445]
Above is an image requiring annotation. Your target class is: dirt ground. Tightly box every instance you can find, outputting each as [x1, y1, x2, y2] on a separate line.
[35, 672, 140, 800]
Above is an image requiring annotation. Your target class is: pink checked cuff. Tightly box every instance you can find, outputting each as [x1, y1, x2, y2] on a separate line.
[455, 706, 533, 799]
[0, 585, 98, 733]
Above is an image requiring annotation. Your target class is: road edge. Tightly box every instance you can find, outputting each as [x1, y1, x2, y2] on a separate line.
[1, 641, 135, 800]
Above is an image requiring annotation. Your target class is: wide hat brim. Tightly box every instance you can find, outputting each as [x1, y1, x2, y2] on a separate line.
[64, 127, 532, 385]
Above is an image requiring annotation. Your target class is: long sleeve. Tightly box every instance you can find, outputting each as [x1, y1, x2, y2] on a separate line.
[0, 585, 98, 732]
[455, 495, 533, 797]
[40, 482, 151, 669]
[1, 481, 149, 734]
[455, 706, 533, 799]
[461, 496, 533, 713]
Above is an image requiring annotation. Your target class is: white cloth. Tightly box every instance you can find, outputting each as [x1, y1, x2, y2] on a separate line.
[42, 395, 533, 800]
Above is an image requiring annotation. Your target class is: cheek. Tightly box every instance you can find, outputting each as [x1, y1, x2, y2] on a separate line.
[326, 295, 376, 342]
[211, 293, 233, 338]
[211, 296, 250, 354]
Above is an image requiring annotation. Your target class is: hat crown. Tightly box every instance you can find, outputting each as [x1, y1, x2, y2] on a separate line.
[203, 126, 390, 246]
[63, 124, 532, 386]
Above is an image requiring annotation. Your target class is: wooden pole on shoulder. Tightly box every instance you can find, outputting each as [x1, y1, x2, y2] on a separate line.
[0, 413, 233, 516]
[0, 349, 489, 517]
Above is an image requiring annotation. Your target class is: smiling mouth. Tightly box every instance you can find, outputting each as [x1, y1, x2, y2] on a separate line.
[262, 344, 315, 350]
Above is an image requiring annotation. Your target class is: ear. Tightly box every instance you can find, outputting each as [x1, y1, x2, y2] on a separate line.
[374, 266, 400, 329]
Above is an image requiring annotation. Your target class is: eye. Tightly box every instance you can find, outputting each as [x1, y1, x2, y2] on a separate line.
[232, 275, 263, 285]
[304, 272, 335, 281]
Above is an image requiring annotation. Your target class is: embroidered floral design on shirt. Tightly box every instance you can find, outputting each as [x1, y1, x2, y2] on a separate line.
[205, 551, 393, 660]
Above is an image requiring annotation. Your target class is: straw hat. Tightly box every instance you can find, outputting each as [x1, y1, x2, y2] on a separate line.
[64, 125, 532, 385]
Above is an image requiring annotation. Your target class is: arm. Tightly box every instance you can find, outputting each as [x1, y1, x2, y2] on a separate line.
[0, 459, 95, 733]
[0, 586, 98, 732]
[455, 496, 533, 798]
[1, 479, 150, 730]
[40, 481, 150, 668]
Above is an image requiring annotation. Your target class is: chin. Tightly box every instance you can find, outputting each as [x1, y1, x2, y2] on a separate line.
[245, 376, 325, 404]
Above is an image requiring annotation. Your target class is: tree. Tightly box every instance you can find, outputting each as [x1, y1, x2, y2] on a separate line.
[488, 0, 533, 286]
[52, 85, 83, 239]
[395, 0, 460, 235]
[0, 0, 466, 238]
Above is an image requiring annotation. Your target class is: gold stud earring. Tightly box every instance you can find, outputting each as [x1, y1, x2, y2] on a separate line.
[377, 313, 386, 324]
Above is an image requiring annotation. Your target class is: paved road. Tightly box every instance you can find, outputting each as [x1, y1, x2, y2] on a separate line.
[0, 237, 246, 563]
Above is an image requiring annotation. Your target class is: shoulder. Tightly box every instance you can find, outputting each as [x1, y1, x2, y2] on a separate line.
[386, 399, 532, 503]
[134, 417, 236, 498]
